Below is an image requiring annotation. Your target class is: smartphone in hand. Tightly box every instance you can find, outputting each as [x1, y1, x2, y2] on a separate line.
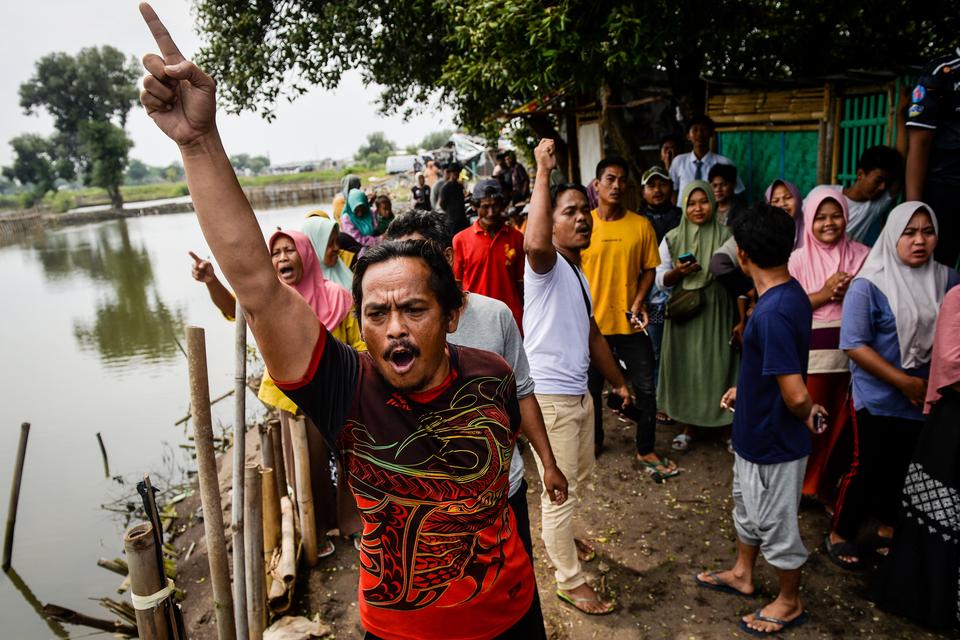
[678, 252, 697, 265]
[607, 392, 642, 423]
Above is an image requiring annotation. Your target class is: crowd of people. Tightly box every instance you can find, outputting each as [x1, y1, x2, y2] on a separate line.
[140, 6, 959, 637]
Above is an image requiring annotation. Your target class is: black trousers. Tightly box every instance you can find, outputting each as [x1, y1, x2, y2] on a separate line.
[588, 332, 657, 454]
[924, 179, 960, 269]
[508, 478, 534, 561]
[832, 406, 924, 540]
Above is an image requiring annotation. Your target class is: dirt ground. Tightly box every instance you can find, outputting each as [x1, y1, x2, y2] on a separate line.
[175, 408, 960, 640]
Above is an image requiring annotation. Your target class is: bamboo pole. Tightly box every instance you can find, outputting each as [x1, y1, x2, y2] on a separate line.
[3, 422, 30, 571]
[243, 464, 265, 640]
[186, 326, 237, 640]
[96, 432, 110, 478]
[289, 416, 317, 566]
[259, 425, 274, 481]
[267, 420, 286, 499]
[231, 303, 249, 640]
[276, 496, 296, 585]
[261, 467, 281, 554]
[124, 522, 169, 640]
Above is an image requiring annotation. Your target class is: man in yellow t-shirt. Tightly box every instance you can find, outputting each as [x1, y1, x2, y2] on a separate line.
[581, 158, 678, 476]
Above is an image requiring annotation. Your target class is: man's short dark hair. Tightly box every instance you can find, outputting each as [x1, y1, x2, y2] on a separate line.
[551, 183, 589, 208]
[856, 145, 903, 176]
[731, 203, 795, 269]
[352, 239, 463, 324]
[446, 161, 462, 174]
[384, 210, 453, 249]
[687, 115, 716, 134]
[595, 157, 630, 180]
[708, 163, 737, 183]
[660, 133, 684, 149]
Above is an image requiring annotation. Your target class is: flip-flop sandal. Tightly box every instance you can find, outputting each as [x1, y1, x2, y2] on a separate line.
[574, 538, 596, 562]
[671, 433, 692, 452]
[317, 536, 336, 559]
[693, 571, 757, 598]
[823, 533, 860, 570]
[636, 457, 682, 478]
[738, 609, 809, 637]
[350, 533, 362, 551]
[556, 589, 615, 615]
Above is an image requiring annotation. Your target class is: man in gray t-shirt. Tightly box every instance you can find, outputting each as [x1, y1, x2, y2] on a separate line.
[385, 210, 567, 568]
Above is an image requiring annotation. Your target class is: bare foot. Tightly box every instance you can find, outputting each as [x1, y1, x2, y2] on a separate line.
[557, 583, 615, 615]
[695, 568, 755, 596]
[741, 598, 805, 634]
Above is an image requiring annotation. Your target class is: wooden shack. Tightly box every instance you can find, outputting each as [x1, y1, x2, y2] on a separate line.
[707, 73, 909, 202]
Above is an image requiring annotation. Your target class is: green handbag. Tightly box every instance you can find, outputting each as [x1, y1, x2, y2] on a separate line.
[665, 287, 705, 324]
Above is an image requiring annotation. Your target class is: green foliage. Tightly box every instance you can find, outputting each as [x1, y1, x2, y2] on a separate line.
[419, 129, 454, 152]
[3, 134, 64, 206]
[230, 153, 271, 175]
[78, 121, 133, 207]
[19, 46, 139, 134]
[193, 0, 957, 136]
[16, 45, 140, 207]
[41, 190, 78, 213]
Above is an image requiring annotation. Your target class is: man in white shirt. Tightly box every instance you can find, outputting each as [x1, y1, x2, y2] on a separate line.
[524, 139, 632, 616]
[670, 115, 745, 197]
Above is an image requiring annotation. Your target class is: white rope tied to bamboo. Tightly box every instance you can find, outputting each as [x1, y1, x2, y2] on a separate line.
[130, 577, 176, 610]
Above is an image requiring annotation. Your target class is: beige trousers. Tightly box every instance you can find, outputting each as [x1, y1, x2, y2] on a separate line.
[532, 393, 595, 591]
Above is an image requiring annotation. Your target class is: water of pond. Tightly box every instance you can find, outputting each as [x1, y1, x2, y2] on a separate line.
[0, 203, 331, 638]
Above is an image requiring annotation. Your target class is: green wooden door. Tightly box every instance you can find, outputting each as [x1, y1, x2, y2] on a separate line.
[716, 130, 819, 204]
[836, 92, 889, 186]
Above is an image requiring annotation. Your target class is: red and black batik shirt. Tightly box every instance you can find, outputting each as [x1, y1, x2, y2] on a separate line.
[275, 326, 534, 640]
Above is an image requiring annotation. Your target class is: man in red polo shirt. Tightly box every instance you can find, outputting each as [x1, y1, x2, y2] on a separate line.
[453, 179, 525, 330]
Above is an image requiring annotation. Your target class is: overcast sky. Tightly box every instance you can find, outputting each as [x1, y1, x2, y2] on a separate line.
[0, 0, 455, 168]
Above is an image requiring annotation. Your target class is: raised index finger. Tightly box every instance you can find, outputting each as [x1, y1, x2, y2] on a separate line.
[140, 2, 185, 64]
[188, 251, 203, 264]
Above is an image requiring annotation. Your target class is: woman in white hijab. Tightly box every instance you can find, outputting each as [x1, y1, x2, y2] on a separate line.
[824, 202, 960, 569]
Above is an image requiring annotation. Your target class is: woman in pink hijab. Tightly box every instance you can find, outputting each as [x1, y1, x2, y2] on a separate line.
[787, 186, 869, 502]
[191, 229, 365, 557]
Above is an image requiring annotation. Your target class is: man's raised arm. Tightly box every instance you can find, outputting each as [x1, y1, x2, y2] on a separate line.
[138, 3, 317, 381]
[523, 139, 558, 274]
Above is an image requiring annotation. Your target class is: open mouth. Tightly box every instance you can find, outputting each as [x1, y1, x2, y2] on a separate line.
[385, 344, 419, 375]
[278, 265, 295, 280]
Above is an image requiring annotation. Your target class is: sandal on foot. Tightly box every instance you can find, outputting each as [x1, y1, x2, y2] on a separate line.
[823, 533, 860, 570]
[656, 412, 675, 425]
[671, 433, 692, 452]
[574, 538, 596, 562]
[738, 609, 809, 637]
[556, 589, 615, 615]
[318, 536, 336, 559]
[350, 533, 362, 551]
[636, 455, 681, 478]
[694, 571, 756, 597]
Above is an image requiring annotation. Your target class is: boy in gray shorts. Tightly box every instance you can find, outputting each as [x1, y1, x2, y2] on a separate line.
[694, 204, 825, 637]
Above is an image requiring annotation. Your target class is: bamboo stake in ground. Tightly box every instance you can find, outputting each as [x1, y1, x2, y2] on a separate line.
[3, 422, 30, 571]
[289, 416, 317, 567]
[259, 423, 275, 478]
[231, 303, 249, 640]
[267, 420, 286, 500]
[261, 467, 281, 554]
[96, 432, 110, 478]
[244, 464, 265, 640]
[186, 326, 237, 640]
[276, 496, 296, 586]
[124, 522, 170, 640]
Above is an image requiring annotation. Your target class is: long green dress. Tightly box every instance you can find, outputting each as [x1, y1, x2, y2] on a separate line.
[656, 181, 740, 427]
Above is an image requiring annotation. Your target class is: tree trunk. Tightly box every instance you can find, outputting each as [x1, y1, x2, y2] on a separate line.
[599, 82, 646, 209]
[108, 184, 123, 210]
